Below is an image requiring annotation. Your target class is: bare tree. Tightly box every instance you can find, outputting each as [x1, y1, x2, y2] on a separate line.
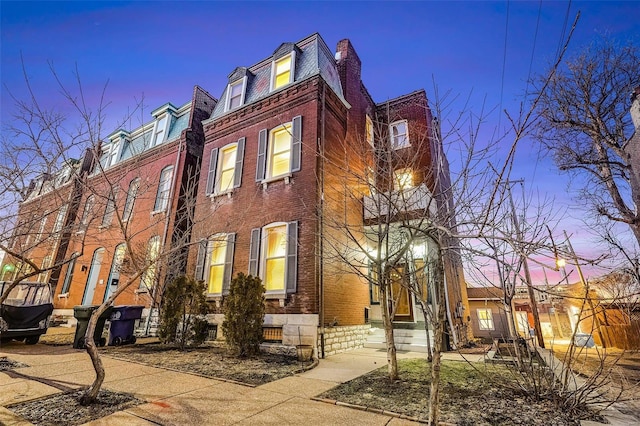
[532, 38, 640, 248]
[1, 65, 212, 406]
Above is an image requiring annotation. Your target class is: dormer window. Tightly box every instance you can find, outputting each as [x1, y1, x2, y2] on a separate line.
[108, 140, 121, 166]
[103, 130, 130, 169]
[153, 115, 169, 146]
[226, 78, 246, 111]
[271, 52, 295, 91]
[390, 120, 409, 149]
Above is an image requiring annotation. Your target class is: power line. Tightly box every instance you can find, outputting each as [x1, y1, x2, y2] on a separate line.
[524, 0, 543, 101]
[497, 0, 510, 133]
[555, 0, 572, 61]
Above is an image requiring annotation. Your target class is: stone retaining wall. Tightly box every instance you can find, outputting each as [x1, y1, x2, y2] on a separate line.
[320, 324, 371, 356]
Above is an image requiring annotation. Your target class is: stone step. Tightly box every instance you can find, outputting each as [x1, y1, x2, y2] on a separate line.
[365, 341, 430, 353]
[365, 327, 433, 353]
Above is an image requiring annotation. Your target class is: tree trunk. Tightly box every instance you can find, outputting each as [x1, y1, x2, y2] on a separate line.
[428, 254, 446, 426]
[79, 304, 109, 405]
[503, 299, 522, 368]
[419, 300, 433, 363]
[379, 282, 399, 381]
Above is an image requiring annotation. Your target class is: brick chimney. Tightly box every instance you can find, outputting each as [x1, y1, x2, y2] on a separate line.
[631, 86, 640, 129]
[335, 39, 362, 104]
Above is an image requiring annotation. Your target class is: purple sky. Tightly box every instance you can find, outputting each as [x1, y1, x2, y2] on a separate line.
[2, 1, 639, 284]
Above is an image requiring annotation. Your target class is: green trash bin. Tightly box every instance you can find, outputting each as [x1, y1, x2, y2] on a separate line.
[73, 305, 113, 349]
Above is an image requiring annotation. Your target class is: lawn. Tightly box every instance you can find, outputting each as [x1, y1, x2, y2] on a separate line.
[319, 358, 601, 425]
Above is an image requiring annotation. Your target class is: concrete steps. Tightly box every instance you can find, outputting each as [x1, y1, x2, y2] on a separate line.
[364, 327, 433, 353]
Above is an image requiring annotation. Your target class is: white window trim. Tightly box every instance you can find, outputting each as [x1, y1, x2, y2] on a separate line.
[38, 255, 52, 283]
[101, 191, 117, 228]
[78, 195, 95, 233]
[139, 235, 161, 291]
[36, 212, 49, 242]
[269, 51, 296, 92]
[266, 123, 293, 181]
[390, 120, 410, 149]
[122, 178, 140, 222]
[224, 77, 247, 112]
[477, 308, 495, 331]
[204, 234, 228, 296]
[53, 204, 68, 233]
[152, 114, 171, 147]
[153, 166, 174, 213]
[260, 222, 289, 296]
[108, 140, 121, 166]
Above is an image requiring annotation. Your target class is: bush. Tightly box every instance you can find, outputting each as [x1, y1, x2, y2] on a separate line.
[158, 275, 209, 350]
[222, 273, 265, 357]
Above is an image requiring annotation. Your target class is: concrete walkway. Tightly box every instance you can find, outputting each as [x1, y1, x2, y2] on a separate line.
[0, 338, 485, 426]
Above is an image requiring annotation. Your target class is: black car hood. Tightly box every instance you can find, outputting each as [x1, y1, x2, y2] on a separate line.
[1, 304, 54, 330]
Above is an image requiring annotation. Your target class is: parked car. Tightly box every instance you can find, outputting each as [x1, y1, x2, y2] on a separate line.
[0, 281, 54, 344]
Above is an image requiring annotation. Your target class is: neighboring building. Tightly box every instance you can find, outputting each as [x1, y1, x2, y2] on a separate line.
[191, 33, 469, 355]
[1, 157, 92, 289]
[467, 284, 572, 343]
[49, 86, 215, 323]
[466, 286, 511, 341]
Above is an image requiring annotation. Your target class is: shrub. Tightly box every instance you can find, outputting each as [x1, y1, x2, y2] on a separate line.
[222, 273, 265, 357]
[158, 275, 209, 350]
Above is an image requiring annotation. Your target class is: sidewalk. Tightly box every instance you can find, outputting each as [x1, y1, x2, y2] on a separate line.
[0, 337, 484, 426]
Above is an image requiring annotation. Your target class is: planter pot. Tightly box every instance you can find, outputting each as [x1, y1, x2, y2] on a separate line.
[296, 344, 313, 362]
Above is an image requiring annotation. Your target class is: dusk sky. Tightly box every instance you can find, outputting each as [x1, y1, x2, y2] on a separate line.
[2, 1, 639, 285]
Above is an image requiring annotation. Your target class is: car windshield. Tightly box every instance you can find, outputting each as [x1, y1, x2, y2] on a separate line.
[0, 282, 52, 306]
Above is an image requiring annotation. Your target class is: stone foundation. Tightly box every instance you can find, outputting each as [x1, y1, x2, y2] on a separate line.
[319, 324, 371, 356]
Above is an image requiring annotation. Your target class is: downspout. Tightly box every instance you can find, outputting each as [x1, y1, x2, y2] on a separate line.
[318, 83, 326, 358]
[145, 135, 185, 336]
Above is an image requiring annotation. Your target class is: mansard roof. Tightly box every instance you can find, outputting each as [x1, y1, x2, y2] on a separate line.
[98, 100, 191, 170]
[209, 33, 346, 120]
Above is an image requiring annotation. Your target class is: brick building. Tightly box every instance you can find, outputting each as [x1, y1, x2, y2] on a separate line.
[1, 157, 92, 288]
[2, 86, 216, 325]
[191, 33, 470, 355]
[4, 33, 469, 355]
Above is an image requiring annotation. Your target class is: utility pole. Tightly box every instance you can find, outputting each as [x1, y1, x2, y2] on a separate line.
[506, 180, 545, 348]
[493, 245, 521, 366]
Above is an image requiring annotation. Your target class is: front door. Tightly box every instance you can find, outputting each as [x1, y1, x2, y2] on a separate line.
[103, 244, 125, 303]
[82, 248, 104, 305]
[389, 265, 413, 322]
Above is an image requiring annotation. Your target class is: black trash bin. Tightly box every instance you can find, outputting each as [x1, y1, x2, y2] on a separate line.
[108, 305, 144, 346]
[73, 305, 113, 349]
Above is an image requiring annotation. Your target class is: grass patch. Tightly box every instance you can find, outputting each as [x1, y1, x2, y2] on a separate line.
[320, 358, 591, 425]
